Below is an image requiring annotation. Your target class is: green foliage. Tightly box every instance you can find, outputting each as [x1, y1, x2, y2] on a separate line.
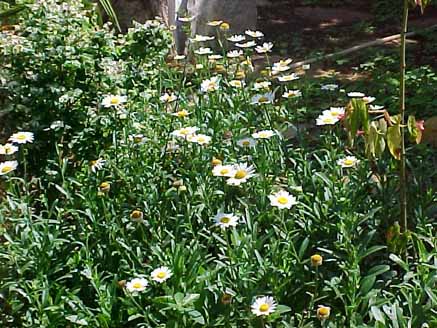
[0, 0, 171, 172]
[0, 1, 436, 328]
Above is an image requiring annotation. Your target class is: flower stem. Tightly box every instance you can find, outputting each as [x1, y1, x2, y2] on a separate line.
[399, 0, 408, 235]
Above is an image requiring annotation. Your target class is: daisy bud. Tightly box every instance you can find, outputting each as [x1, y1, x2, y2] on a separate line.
[235, 71, 245, 80]
[178, 185, 187, 192]
[172, 179, 184, 187]
[317, 305, 331, 320]
[211, 157, 222, 166]
[221, 293, 232, 305]
[130, 210, 143, 221]
[220, 22, 230, 31]
[99, 181, 111, 193]
[117, 280, 127, 288]
[311, 254, 323, 267]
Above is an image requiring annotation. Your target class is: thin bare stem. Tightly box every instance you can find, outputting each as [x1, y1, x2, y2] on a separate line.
[399, 0, 409, 233]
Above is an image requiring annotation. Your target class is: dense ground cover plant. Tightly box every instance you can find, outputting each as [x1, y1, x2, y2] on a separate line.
[0, 1, 436, 327]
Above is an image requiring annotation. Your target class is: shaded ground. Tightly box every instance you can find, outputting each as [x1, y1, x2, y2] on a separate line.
[257, 0, 437, 68]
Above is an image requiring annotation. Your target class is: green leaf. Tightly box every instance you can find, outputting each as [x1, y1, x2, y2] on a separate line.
[276, 304, 292, 314]
[387, 125, 402, 160]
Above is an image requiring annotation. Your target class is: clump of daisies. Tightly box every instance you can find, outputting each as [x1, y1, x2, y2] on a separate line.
[212, 163, 256, 186]
[315, 107, 346, 126]
[171, 127, 211, 146]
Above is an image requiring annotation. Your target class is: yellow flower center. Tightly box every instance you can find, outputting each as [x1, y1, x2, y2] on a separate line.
[259, 304, 270, 312]
[212, 158, 222, 166]
[177, 111, 188, 118]
[157, 272, 166, 279]
[323, 117, 334, 123]
[277, 196, 288, 205]
[134, 136, 143, 143]
[197, 136, 206, 143]
[234, 170, 247, 179]
[242, 140, 250, 146]
[1, 165, 12, 173]
[220, 168, 229, 175]
[208, 82, 216, 90]
[110, 97, 119, 105]
[259, 133, 269, 138]
[318, 307, 329, 316]
[4, 145, 13, 153]
[180, 129, 189, 135]
[220, 217, 230, 224]
[16, 134, 26, 140]
[132, 282, 142, 289]
[344, 159, 354, 166]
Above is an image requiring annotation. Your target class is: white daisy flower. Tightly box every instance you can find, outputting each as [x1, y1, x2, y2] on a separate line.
[150, 266, 172, 283]
[251, 92, 274, 105]
[245, 30, 264, 38]
[337, 156, 360, 168]
[0, 143, 19, 155]
[282, 90, 302, 99]
[277, 74, 299, 82]
[363, 96, 376, 104]
[178, 16, 195, 23]
[272, 58, 292, 73]
[321, 84, 339, 91]
[171, 109, 190, 118]
[315, 114, 339, 126]
[227, 50, 243, 58]
[9, 131, 34, 144]
[160, 93, 178, 103]
[269, 190, 297, 209]
[369, 104, 384, 110]
[214, 212, 239, 229]
[187, 134, 212, 145]
[129, 134, 147, 145]
[253, 81, 271, 91]
[235, 41, 256, 48]
[126, 278, 148, 293]
[252, 130, 275, 139]
[255, 42, 273, 54]
[274, 58, 293, 67]
[229, 80, 245, 88]
[322, 107, 345, 119]
[226, 163, 256, 186]
[212, 164, 236, 177]
[90, 158, 106, 173]
[0, 160, 18, 175]
[251, 296, 277, 316]
[207, 20, 223, 26]
[237, 137, 257, 148]
[174, 55, 186, 60]
[208, 54, 223, 60]
[347, 92, 365, 98]
[101, 94, 127, 107]
[194, 47, 213, 55]
[190, 34, 214, 42]
[227, 35, 246, 43]
[171, 127, 199, 138]
[201, 76, 220, 93]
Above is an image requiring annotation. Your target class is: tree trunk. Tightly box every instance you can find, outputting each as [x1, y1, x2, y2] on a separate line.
[110, 0, 169, 32]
